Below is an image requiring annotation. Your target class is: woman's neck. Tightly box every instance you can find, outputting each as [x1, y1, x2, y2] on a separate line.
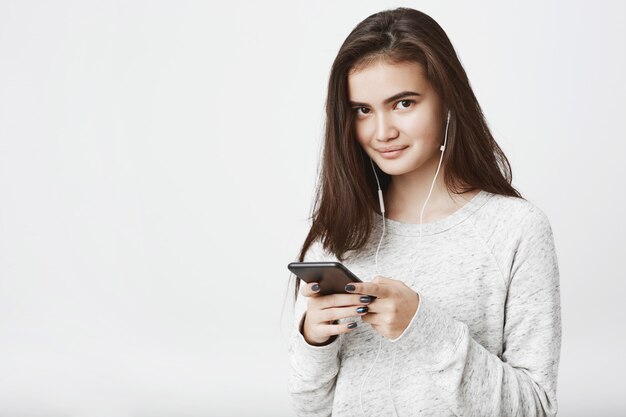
[384, 167, 478, 224]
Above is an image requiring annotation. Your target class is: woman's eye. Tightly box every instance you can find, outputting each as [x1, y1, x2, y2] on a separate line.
[353, 100, 414, 116]
[396, 99, 415, 109]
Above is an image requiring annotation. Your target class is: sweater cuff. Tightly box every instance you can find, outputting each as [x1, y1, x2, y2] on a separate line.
[290, 312, 341, 374]
[389, 291, 467, 369]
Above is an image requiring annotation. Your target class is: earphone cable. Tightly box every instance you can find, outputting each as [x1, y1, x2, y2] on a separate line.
[370, 157, 386, 277]
[360, 110, 451, 417]
[359, 335, 384, 417]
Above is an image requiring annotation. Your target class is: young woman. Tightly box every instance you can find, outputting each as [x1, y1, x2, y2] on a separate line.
[287, 7, 561, 417]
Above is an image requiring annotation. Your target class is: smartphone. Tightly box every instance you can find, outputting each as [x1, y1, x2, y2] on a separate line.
[288, 261, 374, 297]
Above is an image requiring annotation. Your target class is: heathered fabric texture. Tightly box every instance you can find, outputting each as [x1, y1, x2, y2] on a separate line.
[287, 190, 561, 417]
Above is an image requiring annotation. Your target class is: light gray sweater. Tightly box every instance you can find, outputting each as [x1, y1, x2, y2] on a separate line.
[287, 190, 561, 417]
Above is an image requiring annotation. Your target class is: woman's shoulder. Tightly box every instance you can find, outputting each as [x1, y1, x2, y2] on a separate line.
[483, 191, 551, 223]
[474, 192, 558, 287]
[477, 191, 554, 239]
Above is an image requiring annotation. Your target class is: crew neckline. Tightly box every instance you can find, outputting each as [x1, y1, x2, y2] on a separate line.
[372, 189, 492, 236]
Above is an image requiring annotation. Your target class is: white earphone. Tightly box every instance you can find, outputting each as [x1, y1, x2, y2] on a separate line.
[360, 109, 452, 417]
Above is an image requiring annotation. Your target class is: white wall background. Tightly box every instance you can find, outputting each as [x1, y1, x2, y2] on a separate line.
[0, 1, 624, 416]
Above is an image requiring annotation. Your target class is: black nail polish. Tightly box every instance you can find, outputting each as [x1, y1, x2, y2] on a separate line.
[312, 283, 320, 291]
[360, 296, 372, 303]
[347, 322, 357, 329]
[356, 306, 368, 314]
[345, 284, 356, 292]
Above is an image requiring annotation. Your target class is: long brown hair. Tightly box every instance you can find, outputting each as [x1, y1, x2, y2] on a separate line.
[291, 7, 522, 303]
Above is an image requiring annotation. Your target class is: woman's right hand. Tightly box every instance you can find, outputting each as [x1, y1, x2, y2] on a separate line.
[300, 282, 373, 345]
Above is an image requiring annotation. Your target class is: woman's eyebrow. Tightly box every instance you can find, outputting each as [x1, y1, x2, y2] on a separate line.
[349, 90, 421, 107]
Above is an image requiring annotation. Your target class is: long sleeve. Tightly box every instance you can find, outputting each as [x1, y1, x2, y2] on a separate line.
[390, 206, 561, 417]
[287, 241, 342, 416]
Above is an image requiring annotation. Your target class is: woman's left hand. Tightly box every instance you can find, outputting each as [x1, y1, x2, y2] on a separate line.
[345, 276, 420, 340]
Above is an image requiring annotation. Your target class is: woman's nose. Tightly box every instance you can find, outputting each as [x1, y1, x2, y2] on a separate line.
[375, 113, 398, 141]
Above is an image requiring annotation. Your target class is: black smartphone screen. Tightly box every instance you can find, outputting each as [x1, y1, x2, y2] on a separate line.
[287, 261, 370, 296]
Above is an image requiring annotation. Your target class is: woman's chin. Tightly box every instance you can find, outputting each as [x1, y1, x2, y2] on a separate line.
[378, 160, 412, 175]
[378, 164, 413, 176]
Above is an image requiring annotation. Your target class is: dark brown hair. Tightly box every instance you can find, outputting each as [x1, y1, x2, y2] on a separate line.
[291, 7, 522, 303]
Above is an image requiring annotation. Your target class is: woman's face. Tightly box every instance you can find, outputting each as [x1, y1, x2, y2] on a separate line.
[348, 60, 446, 177]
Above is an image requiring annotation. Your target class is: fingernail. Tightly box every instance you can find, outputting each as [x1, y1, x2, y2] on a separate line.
[345, 284, 355, 292]
[360, 296, 372, 304]
[347, 322, 357, 329]
[356, 306, 368, 314]
[312, 283, 320, 292]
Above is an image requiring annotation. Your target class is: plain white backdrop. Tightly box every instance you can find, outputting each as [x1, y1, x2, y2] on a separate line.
[0, 1, 624, 416]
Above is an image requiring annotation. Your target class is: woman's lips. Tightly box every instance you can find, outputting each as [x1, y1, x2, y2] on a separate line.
[378, 146, 408, 159]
